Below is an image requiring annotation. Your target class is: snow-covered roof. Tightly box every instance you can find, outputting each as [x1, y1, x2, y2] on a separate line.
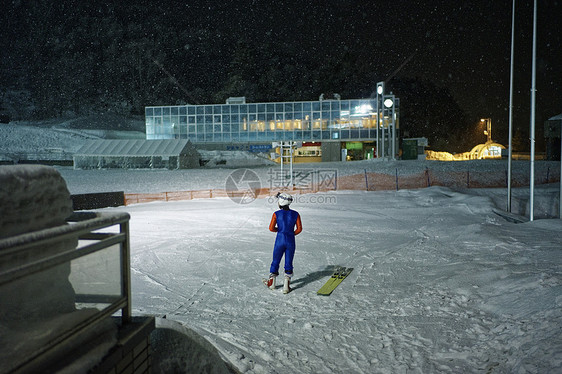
[74, 139, 195, 157]
[547, 113, 562, 121]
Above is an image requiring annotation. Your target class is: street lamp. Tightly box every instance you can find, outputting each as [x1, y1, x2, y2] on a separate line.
[384, 95, 396, 160]
[376, 82, 385, 158]
[480, 118, 492, 143]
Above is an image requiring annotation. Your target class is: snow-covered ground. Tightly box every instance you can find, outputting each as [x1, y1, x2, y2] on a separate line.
[76, 167, 562, 373]
[3, 121, 562, 372]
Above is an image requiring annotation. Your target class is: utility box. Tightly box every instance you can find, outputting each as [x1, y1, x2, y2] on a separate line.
[544, 113, 561, 161]
[401, 139, 418, 160]
[402, 137, 428, 160]
[321, 142, 342, 162]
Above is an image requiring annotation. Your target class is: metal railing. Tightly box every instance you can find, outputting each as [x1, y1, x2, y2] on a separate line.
[0, 211, 131, 373]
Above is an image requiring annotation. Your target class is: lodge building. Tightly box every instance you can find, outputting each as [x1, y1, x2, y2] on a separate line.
[145, 94, 399, 162]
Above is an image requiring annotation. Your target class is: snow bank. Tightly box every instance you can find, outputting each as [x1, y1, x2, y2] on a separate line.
[0, 165, 116, 373]
[0, 165, 74, 238]
[0, 165, 76, 324]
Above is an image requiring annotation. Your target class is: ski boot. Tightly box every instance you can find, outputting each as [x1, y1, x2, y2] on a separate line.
[283, 274, 292, 294]
[266, 273, 277, 290]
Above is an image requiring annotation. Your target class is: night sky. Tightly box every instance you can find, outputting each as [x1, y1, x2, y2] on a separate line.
[231, 0, 561, 146]
[382, 0, 561, 146]
[1, 0, 561, 148]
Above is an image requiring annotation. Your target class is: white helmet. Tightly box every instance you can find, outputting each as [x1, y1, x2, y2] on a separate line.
[277, 192, 293, 206]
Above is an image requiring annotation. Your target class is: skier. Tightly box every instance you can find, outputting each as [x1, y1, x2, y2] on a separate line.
[266, 192, 302, 293]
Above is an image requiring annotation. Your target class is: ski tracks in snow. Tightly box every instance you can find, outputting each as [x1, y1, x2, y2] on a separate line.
[113, 189, 561, 373]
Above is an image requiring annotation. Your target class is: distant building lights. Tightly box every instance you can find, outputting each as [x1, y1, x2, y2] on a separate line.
[353, 104, 373, 116]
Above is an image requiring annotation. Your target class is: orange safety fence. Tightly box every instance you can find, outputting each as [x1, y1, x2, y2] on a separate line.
[124, 188, 272, 205]
[124, 185, 340, 206]
[124, 168, 560, 205]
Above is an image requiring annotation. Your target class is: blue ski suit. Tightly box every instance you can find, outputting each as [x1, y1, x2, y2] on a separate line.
[269, 208, 302, 275]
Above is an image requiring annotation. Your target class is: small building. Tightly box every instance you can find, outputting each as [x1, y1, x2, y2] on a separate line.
[401, 137, 428, 160]
[73, 139, 199, 169]
[425, 140, 505, 161]
[469, 141, 506, 160]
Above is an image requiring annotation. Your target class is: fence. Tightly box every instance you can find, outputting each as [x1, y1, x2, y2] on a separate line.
[125, 188, 273, 205]
[123, 166, 560, 205]
[338, 167, 560, 191]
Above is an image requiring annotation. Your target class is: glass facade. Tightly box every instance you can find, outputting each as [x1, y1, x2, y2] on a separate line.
[145, 98, 395, 143]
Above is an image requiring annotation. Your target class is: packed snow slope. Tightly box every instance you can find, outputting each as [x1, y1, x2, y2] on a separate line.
[0, 115, 145, 153]
[96, 185, 562, 373]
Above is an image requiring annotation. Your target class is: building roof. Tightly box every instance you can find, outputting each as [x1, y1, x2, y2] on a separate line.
[75, 139, 195, 157]
[547, 113, 562, 121]
[470, 141, 506, 159]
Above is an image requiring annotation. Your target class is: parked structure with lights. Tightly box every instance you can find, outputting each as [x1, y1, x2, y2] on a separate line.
[145, 94, 400, 162]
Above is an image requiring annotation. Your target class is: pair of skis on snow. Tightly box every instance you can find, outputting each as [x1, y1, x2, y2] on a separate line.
[263, 266, 353, 296]
[316, 266, 353, 296]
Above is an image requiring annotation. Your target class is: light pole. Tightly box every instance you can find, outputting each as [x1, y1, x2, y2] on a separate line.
[529, 0, 537, 222]
[384, 95, 396, 160]
[376, 82, 384, 158]
[480, 118, 492, 143]
[507, 0, 515, 213]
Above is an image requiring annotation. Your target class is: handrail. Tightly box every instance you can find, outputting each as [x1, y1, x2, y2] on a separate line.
[0, 232, 126, 285]
[0, 210, 133, 372]
[0, 211, 130, 253]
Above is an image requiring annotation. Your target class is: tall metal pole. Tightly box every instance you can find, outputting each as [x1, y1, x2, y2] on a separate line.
[280, 143, 283, 177]
[381, 112, 386, 159]
[507, 0, 515, 212]
[376, 82, 384, 158]
[391, 95, 396, 160]
[529, 0, 537, 221]
[289, 143, 294, 188]
[376, 92, 380, 158]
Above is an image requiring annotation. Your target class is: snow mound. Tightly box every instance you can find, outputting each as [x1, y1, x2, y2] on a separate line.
[0, 164, 73, 238]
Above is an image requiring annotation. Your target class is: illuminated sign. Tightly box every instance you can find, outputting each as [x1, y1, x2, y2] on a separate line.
[352, 104, 374, 116]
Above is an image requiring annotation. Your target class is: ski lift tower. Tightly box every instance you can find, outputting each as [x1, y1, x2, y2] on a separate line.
[272, 141, 301, 188]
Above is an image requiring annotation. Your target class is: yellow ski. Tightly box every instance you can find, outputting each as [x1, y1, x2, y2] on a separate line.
[317, 267, 353, 296]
